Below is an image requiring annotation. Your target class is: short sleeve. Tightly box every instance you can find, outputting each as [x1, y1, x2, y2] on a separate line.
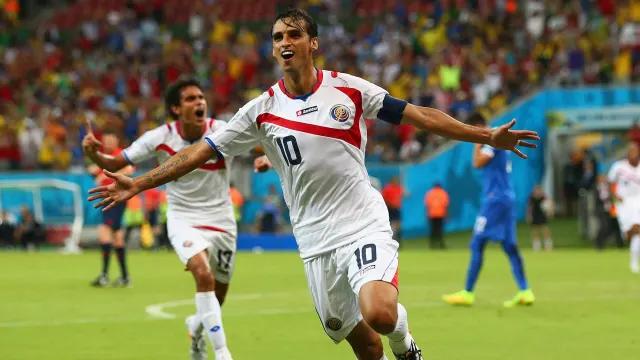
[338, 73, 388, 119]
[205, 95, 264, 158]
[480, 145, 495, 158]
[122, 127, 163, 165]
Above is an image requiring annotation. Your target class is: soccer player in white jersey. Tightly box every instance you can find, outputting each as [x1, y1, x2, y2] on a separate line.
[88, 8, 539, 360]
[608, 142, 640, 273]
[83, 78, 238, 360]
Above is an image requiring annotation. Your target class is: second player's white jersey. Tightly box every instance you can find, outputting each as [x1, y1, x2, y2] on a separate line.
[124, 119, 236, 235]
[608, 159, 640, 202]
[205, 69, 392, 259]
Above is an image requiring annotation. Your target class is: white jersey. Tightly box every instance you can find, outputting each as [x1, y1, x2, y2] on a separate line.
[205, 69, 392, 259]
[608, 159, 640, 202]
[123, 119, 236, 235]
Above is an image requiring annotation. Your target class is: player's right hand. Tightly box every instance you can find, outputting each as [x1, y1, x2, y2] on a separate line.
[88, 170, 138, 211]
[82, 133, 102, 154]
[82, 119, 102, 154]
[489, 119, 539, 159]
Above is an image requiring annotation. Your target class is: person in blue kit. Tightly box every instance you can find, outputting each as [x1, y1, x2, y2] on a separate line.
[443, 113, 535, 307]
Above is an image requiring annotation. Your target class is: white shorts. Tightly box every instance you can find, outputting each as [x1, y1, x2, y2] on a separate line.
[303, 235, 399, 343]
[167, 216, 236, 284]
[617, 199, 640, 234]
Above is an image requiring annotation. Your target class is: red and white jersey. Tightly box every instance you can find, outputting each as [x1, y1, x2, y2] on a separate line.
[205, 69, 392, 258]
[608, 159, 640, 201]
[124, 119, 236, 235]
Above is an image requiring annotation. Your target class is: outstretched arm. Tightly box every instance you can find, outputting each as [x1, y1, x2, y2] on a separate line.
[401, 104, 539, 159]
[89, 142, 215, 210]
[82, 120, 129, 172]
[134, 141, 214, 190]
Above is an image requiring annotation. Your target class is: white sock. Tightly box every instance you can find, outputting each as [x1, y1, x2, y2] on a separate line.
[532, 239, 541, 251]
[387, 303, 411, 354]
[195, 292, 228, 351]
[544, 238, 553, 251]
[630, 235, 640, 272]
[379, 356, 389, 360]
[187, 314, 203, 335]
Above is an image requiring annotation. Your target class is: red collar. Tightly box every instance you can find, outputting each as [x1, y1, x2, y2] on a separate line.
[278, 68, 323, 100]
[175, 119, 209, 141]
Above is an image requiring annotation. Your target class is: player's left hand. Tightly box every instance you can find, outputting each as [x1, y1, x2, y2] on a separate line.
[87, 170, 139, 211]
[489, 119, 539, 159]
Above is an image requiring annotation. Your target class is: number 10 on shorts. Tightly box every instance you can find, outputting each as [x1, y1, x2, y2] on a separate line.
[354, 244, 377, 269]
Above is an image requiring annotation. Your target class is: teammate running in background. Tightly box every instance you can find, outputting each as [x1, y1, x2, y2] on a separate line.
[83, 78, 243, 360]
[87, 131, 132, 287]
[443, 113, 535, 307]
[89, 9, 538, 359]
[608, 142, 640, 274]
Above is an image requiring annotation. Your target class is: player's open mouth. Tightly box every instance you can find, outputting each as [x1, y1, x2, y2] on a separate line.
[281, 50, 294, 60]
[195, 109, 205, 117]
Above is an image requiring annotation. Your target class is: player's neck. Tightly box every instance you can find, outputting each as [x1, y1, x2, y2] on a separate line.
[180, 121, 205, 142]
[282, 65, 317, 97]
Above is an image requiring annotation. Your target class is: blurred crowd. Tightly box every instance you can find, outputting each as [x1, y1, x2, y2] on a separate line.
[0, 0, 638, 170]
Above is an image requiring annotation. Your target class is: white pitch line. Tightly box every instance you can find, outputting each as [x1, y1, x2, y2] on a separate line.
[0, 316, 143, 328]
[3, 292, 640, 329]
[144, 292, 293, 319]
[145, 299, 193, 319]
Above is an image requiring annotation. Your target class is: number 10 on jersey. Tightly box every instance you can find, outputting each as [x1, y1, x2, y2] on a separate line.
[276, 135, 302, 166]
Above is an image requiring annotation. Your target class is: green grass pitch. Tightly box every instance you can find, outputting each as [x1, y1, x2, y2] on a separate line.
[1, 220, 639, 359]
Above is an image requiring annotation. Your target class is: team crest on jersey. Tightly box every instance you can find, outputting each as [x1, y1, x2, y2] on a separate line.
[325, 317, 343, 331]
[330, 104, 351, 122]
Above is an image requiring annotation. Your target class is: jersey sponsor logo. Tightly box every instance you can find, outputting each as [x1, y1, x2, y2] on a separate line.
[325, 317, 343, 331]
[183, 240, 193, 248]
[330, 104, 351, 122]
[210, 325, 221, 332]
[296, 106, 318, 117]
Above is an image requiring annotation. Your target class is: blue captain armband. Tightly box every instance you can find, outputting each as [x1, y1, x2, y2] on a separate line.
[204, 137, 224, 160]
[376, 94, 408, 125]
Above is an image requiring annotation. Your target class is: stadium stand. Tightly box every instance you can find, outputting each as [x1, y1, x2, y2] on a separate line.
[1, 0, 640, 172]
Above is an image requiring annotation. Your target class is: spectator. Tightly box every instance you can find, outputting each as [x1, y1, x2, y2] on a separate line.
[628, 120, 640, 148]
[527, 185, 554, 251]
[229, 182, 245, 224]
[424, 183, 450, 249]
[17, 117, 43, 170]
[0, 210, 16, 248]
[579, 150, 598, 191]
[398, 131, 422, 162]
[381, 176, 404, 243]
[15, 206, 45, 251]
[563, 149, 584, 216]
[0, 1, 633, 169]
[257, 185, 283, 234]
